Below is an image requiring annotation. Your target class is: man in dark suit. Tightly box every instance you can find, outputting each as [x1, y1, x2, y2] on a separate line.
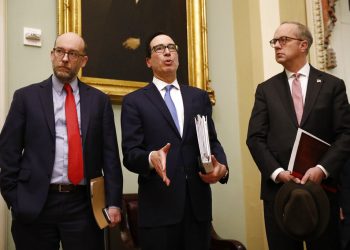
[247, 21, 350, 250]
[121, 32, 229, 250]
[0, 32, 123, 250]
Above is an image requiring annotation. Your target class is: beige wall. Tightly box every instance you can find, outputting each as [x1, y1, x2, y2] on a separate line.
[279, 0, 307, 24]
[206, 0, 246, 242]
[232, 0, 265, 249]
[3, 1, 57, 249]
[329, 0, 350, 92]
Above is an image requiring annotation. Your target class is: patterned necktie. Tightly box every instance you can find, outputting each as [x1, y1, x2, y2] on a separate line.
[64, 84, 83, 185]
[164, 85, 180, 132]
[292, 73, 303, 125]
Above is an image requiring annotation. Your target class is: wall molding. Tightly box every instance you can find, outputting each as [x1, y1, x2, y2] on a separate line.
[307, 0, 339, 71]
[307, 0, 327, 71]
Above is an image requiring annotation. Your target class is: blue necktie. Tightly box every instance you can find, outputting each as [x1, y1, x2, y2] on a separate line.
[164, 85, 180, 132]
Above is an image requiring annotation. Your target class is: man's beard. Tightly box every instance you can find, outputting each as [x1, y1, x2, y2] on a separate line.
[53, 67, 76, 83]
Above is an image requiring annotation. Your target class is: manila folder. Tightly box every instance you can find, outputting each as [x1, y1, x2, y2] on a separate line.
[90, 176, 109, 229]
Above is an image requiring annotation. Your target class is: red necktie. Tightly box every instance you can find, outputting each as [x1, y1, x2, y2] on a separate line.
[292, 73, 304, 125]
[64, 84, 83, 185]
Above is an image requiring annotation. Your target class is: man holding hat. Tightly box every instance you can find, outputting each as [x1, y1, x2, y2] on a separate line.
[247, 21, 350, 250]
[274, 181, 330, 242]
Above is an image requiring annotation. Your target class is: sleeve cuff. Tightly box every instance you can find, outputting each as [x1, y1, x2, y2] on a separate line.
[271, 168, 286, 183]
[148, 151, 155, 169]
[316, 164, 329, 178]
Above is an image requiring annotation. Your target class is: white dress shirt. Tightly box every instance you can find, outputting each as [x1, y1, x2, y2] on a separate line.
[148, 77, 184, 168]
[152, 77, 184, 136]
[51, 74, 83, 184]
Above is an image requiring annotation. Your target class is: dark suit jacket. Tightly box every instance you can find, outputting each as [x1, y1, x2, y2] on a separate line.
[0, 76, 123, 223]
[121, 82, 227, 227]
[247, 65, 350, 201]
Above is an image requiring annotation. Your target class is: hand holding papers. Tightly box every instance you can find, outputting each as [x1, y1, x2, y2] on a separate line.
[288, 128, 330, 178]
[195, 115, 213, 173]
[90, 176, 111, 229]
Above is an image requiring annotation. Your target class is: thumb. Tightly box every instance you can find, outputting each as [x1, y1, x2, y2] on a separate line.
[162, 143, 171, 154]
[211, 155, 218, 166]
[300, 173, 309, 184]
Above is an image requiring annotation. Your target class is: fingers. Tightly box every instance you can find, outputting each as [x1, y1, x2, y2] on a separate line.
[163, 176, 171, 186]
[211, 155, 218, 166]
[153, 157, 170, 186]
[162, 143, 171, 154]
[210, 155, 225, 173]
[276, 168, 324, 186]
[277, 171, 298, 183]
[300, 172, 310, 184]
[199, 172, 216, 184]
[301, 167, 324, 184]
[290, 175, 301, 184]
[108, 208, 121, 227]
[151, 143, 172, 186]
[199, 163, 226, 184]
[160, 143, 171, 171]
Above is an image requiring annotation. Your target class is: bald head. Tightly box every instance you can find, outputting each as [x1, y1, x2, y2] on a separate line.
[54, 32, 87, 55]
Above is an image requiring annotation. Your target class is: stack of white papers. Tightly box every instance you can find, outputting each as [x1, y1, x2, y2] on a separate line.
[195, 115, 213, 173]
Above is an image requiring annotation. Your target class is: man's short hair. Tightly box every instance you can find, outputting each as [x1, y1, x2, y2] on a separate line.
[145, 31, 177, 58]
[281, 21, 313, 52]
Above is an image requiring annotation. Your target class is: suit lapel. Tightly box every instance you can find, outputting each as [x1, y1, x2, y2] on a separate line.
[78, 81, 91, 144]
[39, 78, 55, 138]
[300, 66, 323, 126]
[144, 82, 181, 138]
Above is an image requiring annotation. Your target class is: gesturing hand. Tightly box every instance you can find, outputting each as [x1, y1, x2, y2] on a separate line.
[150, 143, 171, 186]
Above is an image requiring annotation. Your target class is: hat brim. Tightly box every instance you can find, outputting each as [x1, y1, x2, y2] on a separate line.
[274, 180, 330, 240]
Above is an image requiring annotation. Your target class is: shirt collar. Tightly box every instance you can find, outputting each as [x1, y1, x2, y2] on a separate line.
[52, 74, 79, 95]
[285, 63, 310, 79]
[152, 76, 180, 92]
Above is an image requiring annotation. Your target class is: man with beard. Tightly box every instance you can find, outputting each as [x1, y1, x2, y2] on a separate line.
[0, 32, 123, 250]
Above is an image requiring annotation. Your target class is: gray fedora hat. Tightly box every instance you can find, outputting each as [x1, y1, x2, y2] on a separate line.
[274, 180, 330, 241]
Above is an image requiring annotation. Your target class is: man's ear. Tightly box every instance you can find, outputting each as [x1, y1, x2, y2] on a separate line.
[50, 51, 55, 62]
[80, 56, 89, 68]
[146, 57, 152, 69]
[300, 40, 308, 53]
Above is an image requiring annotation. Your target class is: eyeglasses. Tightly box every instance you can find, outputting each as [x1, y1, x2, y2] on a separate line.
[151, 44, 178, 54]
[53, 48, 85, 61]
[269, 36, 304, 48]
